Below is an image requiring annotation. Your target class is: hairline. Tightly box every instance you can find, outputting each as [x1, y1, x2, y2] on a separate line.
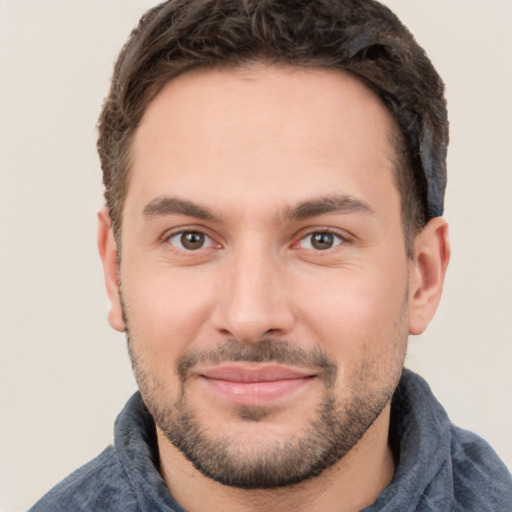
[112, 60, 421, 258]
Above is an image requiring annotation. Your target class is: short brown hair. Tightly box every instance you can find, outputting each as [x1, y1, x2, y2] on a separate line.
[97, 0, 448, 250]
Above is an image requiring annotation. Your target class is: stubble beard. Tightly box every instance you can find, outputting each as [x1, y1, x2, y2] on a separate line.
[126, 334, 406, 489]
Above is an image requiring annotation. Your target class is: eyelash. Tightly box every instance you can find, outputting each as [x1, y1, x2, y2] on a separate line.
[162, 227, 349, 254]
[164, 229, 217, 252]
[295, 229, 346, 251]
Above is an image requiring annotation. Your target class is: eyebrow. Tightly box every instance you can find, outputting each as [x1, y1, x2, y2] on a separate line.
[142, 197, 218, 221]
[283, 194, 375, 221]
[142, 194, 374, 223]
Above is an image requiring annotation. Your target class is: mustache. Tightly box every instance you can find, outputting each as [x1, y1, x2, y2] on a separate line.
[176, 338, 338, 388]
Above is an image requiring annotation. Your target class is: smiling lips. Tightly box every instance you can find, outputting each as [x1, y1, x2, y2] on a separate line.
[198, 364, 315, 406]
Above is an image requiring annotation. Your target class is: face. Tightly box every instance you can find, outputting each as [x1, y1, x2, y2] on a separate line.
[107, 65, 415, 488]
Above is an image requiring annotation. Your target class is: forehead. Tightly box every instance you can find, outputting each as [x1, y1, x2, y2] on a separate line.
[127, 64, 400, 220]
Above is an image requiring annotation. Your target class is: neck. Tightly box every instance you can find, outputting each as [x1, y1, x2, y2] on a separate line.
[157, 404, 395, 512]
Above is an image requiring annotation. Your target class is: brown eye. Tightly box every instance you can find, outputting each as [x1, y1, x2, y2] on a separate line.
[168, 231, 212, 251]
[299, 231, 343, 251]
[181, 232, 205, 250]
[311, 233, 334, 250]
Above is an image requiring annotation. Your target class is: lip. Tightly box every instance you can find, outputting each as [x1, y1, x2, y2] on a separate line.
[197, 364, 315, 406]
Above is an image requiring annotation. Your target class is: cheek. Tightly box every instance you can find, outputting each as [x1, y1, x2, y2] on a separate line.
[293, 264, 409, 356]
[294, 269, 409, 402]
[121, 263, 218, 358]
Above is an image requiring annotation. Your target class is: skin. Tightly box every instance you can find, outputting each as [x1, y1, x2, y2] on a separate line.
[98, 64, 450, 512]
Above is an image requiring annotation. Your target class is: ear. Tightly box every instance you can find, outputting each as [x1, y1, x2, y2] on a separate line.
[97, 207, 126, 332]
[408, 217, 450, 335]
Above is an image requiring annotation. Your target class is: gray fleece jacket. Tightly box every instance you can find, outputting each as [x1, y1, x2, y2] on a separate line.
[29, 370, 512, 511]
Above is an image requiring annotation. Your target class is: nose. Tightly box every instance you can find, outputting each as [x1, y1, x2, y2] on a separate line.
[211, 242, 296, 343]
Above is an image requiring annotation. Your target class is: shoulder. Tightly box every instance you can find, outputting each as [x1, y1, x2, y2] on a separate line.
[29, 446, 138, 512]
[450, 426, 512, 510]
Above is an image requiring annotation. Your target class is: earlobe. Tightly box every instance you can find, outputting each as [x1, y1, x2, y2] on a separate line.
[408, 217, 450, 335]
[97, 207, 126, 332]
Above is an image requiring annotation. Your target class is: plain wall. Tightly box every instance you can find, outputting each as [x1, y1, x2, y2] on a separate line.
[1, 1, 511, 510]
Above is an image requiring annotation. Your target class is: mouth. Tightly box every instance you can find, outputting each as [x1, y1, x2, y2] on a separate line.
[197, 364, 316, 406]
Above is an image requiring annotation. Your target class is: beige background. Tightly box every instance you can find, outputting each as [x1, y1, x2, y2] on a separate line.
[1, 1, 511, 510]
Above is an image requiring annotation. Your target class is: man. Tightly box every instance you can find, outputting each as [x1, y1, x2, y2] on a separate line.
[30, 0, 512, 510]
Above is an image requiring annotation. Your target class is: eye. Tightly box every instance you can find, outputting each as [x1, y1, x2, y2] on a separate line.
[298, 231, 344, 251]
[167, 231, 215, 251]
